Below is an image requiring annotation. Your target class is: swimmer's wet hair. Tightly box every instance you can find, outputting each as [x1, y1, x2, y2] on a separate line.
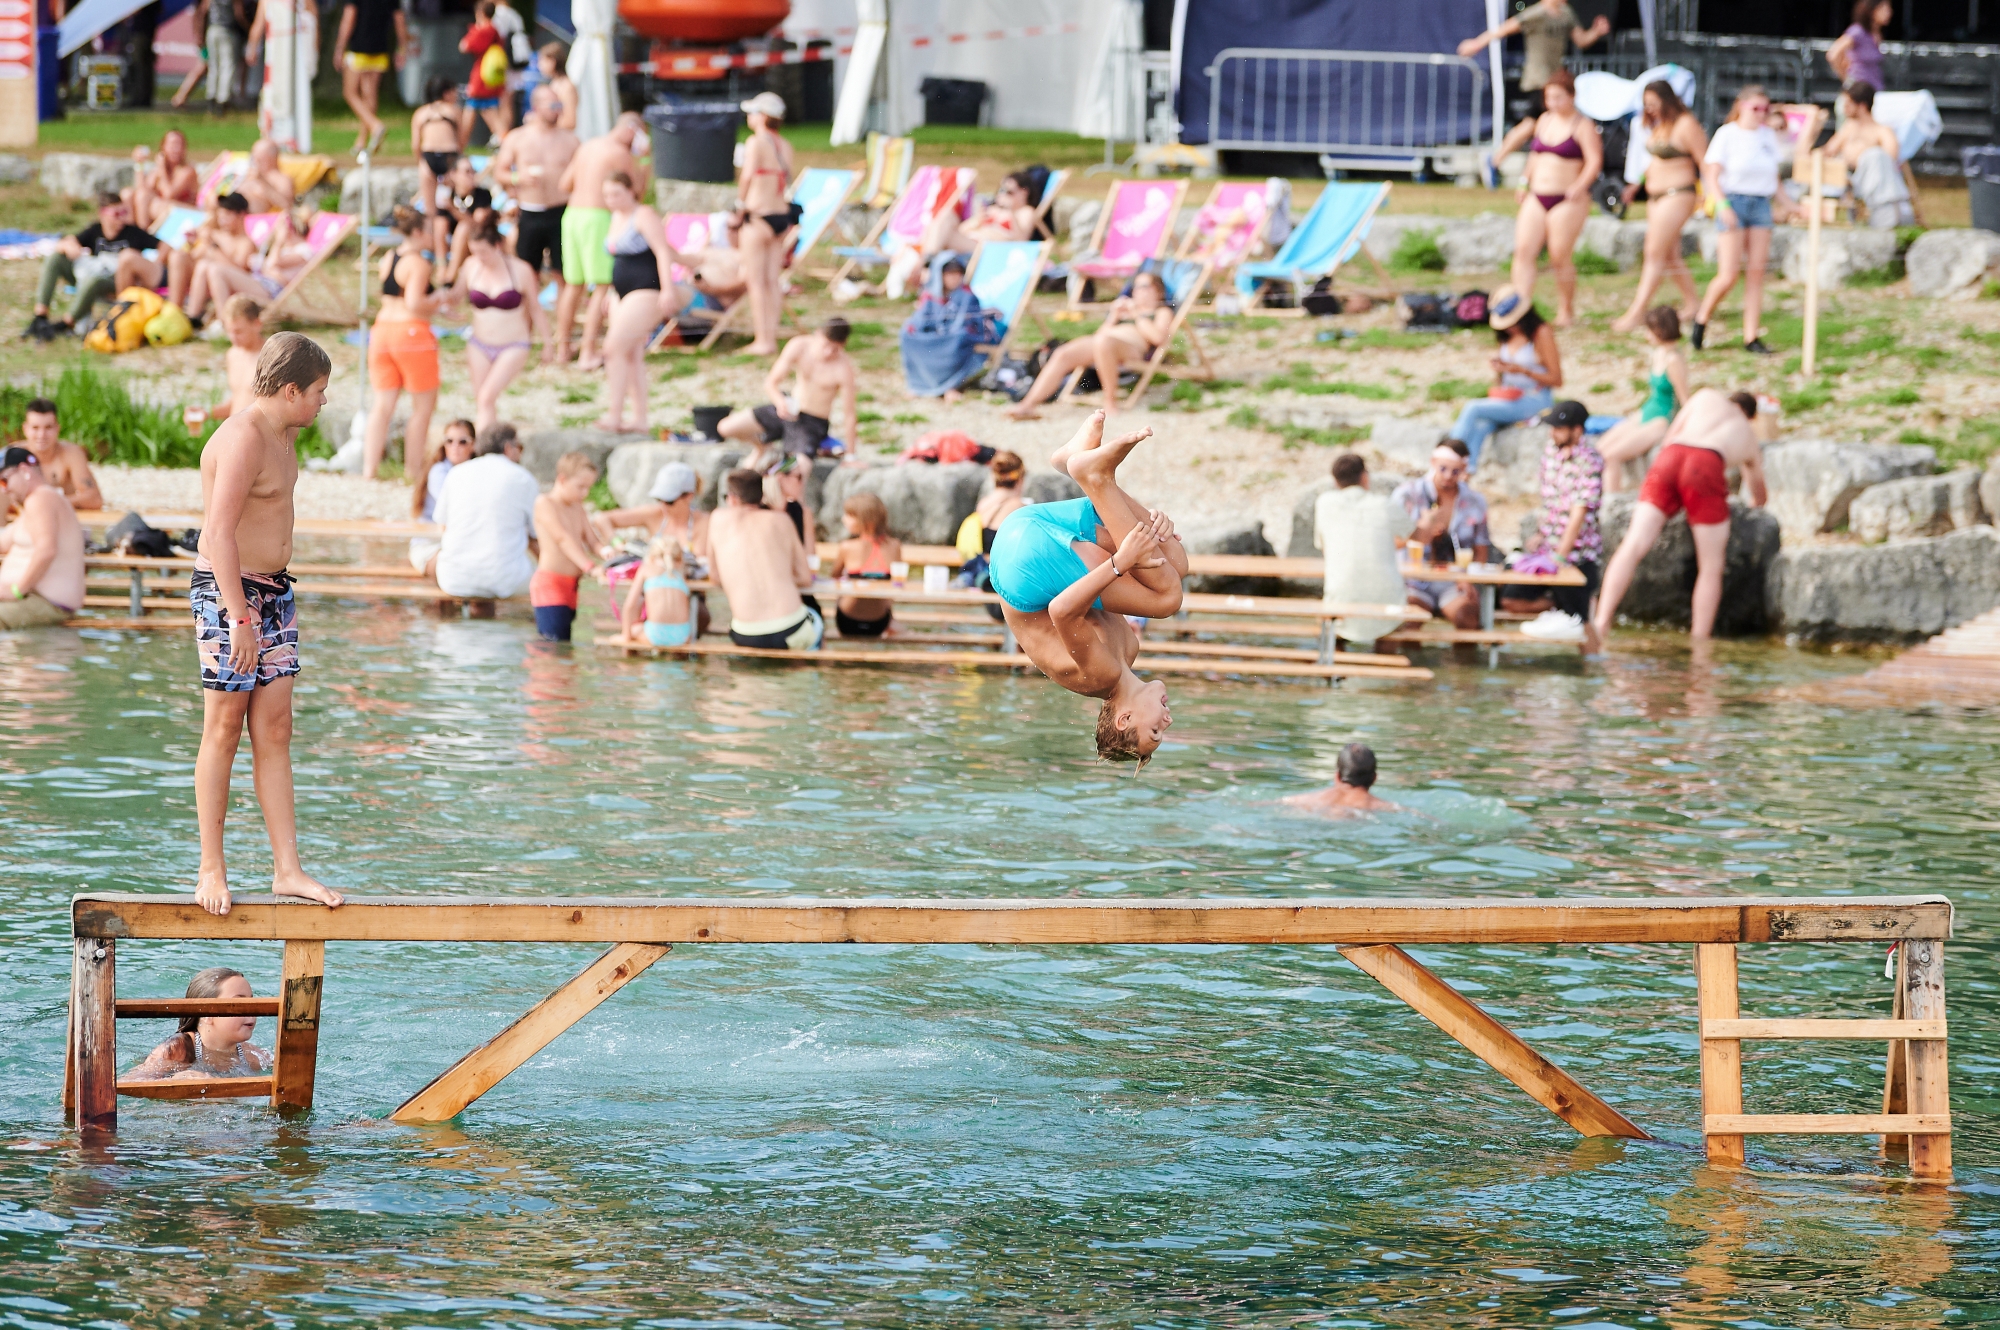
[251, 332, 332, 398]
[1095, 696, 1150, 767]
[1336, 742, 1377, 789]
[179, 967, 245, 1033]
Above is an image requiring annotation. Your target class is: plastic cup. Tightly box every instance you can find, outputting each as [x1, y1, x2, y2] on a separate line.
[1455, 547, 1474, 569]
[183, 406, 206, 436]
[923, 564, 948, 593]
[890, 561, 910, 586]
[1405, 541, 1424, 567]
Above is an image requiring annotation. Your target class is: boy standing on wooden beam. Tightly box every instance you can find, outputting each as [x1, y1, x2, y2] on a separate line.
[191, 332, 346, 917]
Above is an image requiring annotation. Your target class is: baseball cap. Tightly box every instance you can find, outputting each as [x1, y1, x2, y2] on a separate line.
[0, 446, 38, 476]
[1542, 400, 1589, 429]
[740, 91, 786, 120]
[648, 461, 698, 503]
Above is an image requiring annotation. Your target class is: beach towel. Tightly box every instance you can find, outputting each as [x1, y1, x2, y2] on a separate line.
[900, 286, 995, 397]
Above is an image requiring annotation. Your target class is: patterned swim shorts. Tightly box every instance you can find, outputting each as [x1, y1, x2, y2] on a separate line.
[191, 569, 300, 692]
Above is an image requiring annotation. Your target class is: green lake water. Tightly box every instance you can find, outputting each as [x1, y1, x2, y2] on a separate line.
[0, 607, 1994, 1327]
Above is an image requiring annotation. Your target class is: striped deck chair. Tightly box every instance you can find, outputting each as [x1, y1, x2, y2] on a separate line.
[964, 240, 1049, 372]
[1234, 181, 1391, 307]
[1031, 167, 1069, 241]
[1065, 178, 1187, 309]
[1058, 257, 1215, 409]
[1175, 181, 1273, 299]
[861, 132, 915, 210]
[244, 211, 360, 324]
[828, 166, 975, 288]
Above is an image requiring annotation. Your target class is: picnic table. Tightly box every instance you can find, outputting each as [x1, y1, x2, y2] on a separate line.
[1396, 561, 1588, 664]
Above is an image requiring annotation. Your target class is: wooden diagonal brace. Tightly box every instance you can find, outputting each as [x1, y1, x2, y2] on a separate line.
[1339, 943, 1649, 1140]
[391, 943, 670, 1124]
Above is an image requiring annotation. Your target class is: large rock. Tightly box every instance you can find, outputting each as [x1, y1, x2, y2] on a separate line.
[40, 153, 133, 198]
[1761, 440, 1935, 541]
[1284, 474, 1408, 559]
[1471, 422, 1545, 503]
[0, 154, 31, 185]
[1599, 492, 1780, 634]
[606, 440, 751, 510]
[1905, 229, 2000, 298]
[1021, 470, 1083, 505]
[1767, 527, 2000, 642]
[1438, 212, 1516, 274]
[1181, 520, 1279, 595]
[1983, 456, 2000, 533]
[1849, 471, 1985, 542]
[1579, 216, 1648, 271]
[818, 461, 988, 544]
[338, 166, 424, 222]
[522, 428, 649, 489]
[1367, 415, 1446, 473]
[1779, 226, 1899, 287]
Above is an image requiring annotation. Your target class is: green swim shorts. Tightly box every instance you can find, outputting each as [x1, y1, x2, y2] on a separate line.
[561, 206, 614, 287]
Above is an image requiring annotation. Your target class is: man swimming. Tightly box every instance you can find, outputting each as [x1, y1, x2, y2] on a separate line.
[1283, 743, 1398, 816]
[989, 411, 1187, 764]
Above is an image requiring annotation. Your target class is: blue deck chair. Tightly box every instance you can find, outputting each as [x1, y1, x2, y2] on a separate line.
[1057, 256, 1216, 408]
[1234, 181, 1391, 303]
[788, 166, 857, 268]
[965, 240, 1048, 371]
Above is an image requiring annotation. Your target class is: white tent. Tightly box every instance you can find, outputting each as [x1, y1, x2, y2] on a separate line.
[789, 0, 1121, 143]
[568, 0, 618, 141]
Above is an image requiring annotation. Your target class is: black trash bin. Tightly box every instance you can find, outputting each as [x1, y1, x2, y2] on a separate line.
[1965, 146, 2000, 234]
[919, 77, 987, 126]
[644, 100, 743, 184]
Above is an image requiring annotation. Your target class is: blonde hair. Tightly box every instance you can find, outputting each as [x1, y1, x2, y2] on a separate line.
[646, 534, 684, 568]
[221, 294, 264, 325]
[1095, 697, 1148, 766]
[250, 332, 332, 398]
[843, 491, 889, 538]
[555, 450, 599, 483]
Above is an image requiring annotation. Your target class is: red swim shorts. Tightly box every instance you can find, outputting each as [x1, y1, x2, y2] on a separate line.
[530, 570, 580, 609]
[368, 318, 440, 394]
[1639, 443, 1731, 525]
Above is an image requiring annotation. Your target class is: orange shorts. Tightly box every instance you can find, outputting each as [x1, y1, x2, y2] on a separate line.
[368, 318, 440, 393]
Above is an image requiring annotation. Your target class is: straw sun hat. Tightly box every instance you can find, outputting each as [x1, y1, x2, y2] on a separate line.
[1487, 285, 1532, 330]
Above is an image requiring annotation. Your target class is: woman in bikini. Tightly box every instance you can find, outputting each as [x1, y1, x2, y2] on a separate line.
[410, 76, 464, 259]
[1612, 81, 1708, 333]
[446, 222, 544, 430]
[920, 171, 1038, 259]
[129, 129, 198, 230]
[735, 91, 797, 358]
[1508, 69, 1601, 328]
[364, 205, 442, 479]
[829, 491, 901, 638]
[598, 172, 688, 434]
[122, 967, 272, 1082]
[1006, 272, 1174, 421]
[990, 412, 1187, 764]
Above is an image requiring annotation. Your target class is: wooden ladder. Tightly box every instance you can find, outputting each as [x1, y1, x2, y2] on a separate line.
[1695, 940, 1950, 1178]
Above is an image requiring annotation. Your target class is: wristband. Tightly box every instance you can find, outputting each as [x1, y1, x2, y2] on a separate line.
[231, 614, 255, 626]
[1109, 560, 1124, 578]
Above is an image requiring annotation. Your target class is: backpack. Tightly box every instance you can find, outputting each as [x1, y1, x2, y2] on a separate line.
[1452, 290, 1490, 328]
[479, 42, 509, 90]
[144, 301, 193, 347]
[84, 287, 165, 354]
[1399, 291, 1453, 331]
[1301, 275, 1344, 317]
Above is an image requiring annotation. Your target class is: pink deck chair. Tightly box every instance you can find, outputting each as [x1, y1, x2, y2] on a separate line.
[828, 165, 975, 288]
[1178, 182, 1271, 268]
[243, 211, 359, 324]
[1066, 179, 1187, 308]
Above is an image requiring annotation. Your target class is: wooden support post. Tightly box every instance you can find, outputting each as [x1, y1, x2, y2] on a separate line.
[1901, 939, 1952, 1180]
[1695, 943, 1744, 1166]
[391, 942, 669, 1124]
[1881, 942, 1909, 1157]
[273, 940, 325, 1112]
[1802, 149, 1823, 377]
[1338, 944, 1648, 1140]
[71, 938, 117, 1135]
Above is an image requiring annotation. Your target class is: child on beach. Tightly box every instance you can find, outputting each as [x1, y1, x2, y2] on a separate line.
[1596, 306, 1690, 492]
[988, 411, 1187, 764]
[619, 535, 693, 647]
[530, 450, 606, 642]
[829, 491, 901, 638]
[123, 967, 272, 1081]
[209, 295, 267, 422]
[192, 331, 345, 916]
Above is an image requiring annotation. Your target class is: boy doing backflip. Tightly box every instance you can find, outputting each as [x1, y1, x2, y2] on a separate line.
[989, 411, 1187, 764]
[192, 332, 345, 916]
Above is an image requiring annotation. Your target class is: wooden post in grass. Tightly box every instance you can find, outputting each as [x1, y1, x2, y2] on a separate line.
[1802, 149, 1824, 377]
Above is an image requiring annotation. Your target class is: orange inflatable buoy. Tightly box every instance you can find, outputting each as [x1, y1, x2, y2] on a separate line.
[617, 0, 789, 42]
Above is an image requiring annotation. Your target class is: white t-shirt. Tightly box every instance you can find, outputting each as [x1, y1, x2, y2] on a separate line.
[1705, 122, 1783, 198]
[1314, 485, 1415, 645]
[433, 453, 539, 599]
[492, 3, 531, 66]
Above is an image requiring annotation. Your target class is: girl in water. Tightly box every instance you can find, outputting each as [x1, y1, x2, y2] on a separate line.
[1597, 306, 1691, 492]
[619, 535, 694, 648]
[1611, 81, 1708, 332]
[829, 491, 901, 638]
[1006, 272, 1175, 421]
[446, 222, 545, 430]
[989, 412, 1187, 764]
[364, 206, 442, 479]
[123, 967, 272, 1081]
[598, 172, 688, 433]
[735, 91, 797, 357]
[1507, 69, 1602, 328]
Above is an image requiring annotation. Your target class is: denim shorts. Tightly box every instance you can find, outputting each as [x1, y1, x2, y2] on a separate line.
[1721, 193, 1773, 230]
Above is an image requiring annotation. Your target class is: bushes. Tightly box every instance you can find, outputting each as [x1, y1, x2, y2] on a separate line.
[1388, 229, 1446, 274]
[0, 365, 327, 467]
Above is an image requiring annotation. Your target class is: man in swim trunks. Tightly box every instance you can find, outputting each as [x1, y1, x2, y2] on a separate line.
[708, 467, 822, 650]
[495, 85, 580, 363]
[530, 450, 605, 642]
[1592, 388, 1766, 647]
[190, 332, 345, 917]
[0, 447, 86, 631]
[560, 111, 649, 369]
[989, 411, 1189, 765]
[717, 317, 859, 470]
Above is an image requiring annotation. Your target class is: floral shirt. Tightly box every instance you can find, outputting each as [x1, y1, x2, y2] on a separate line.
[1537, 436, 1604, 565]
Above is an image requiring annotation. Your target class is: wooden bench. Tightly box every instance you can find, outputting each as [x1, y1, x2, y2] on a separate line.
[64, 891, 1955, 1180]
